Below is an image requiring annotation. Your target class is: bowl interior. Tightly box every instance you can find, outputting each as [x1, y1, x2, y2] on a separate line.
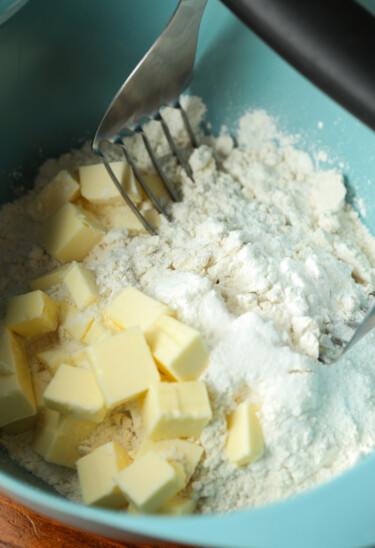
[1, 1, 375, 547]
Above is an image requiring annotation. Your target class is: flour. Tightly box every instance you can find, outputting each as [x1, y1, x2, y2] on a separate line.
[2, 95, 375, 513]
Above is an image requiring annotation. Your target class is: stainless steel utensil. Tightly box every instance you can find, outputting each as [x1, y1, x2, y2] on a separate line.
[92, 0, 375, 363]
[319, 300, 375, 364]
[92, 0, 207, 235]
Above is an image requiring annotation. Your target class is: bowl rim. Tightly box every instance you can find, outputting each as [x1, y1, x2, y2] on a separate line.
[1, 448, 375, 548]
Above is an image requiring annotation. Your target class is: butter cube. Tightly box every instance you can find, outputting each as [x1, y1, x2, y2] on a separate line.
[142, 174, 171, 202]
[63, 263, 98, 310]
[145, 315, 209, 381]
[83, 320, 115, 345]
[1, 414, 38, 434]
[58, 301, 76, 324]
[32, 376, 48, 413]
[37, 340, 85, 374]
[60, 307, 95, 341]
[0, 328, 23, 376]
[29, 170, 80, 221]
[107, 205, 161, 233]
[43, 364, 106, 423]
[32, 409, 96, 468]
[127, 497, 196, 516]
[4, 290, 59, 337]
[139, 209, 162, 231]
[30, 264, 71, 291]
[225, 402, 264, 466]
[86, 327, 160, 409]
[105, 287, 171, 331]
[159, 497, 197, 515]
[115, 450, 184, 513]
[142, 381, 212, 440]
[0, 332, 37, 428]
[79, 161, 142, 205]
[136, 438, 203, 483]
[0, 374, 37, 428]
[77, 441, 130, 508]
[42, 203, 104, 262]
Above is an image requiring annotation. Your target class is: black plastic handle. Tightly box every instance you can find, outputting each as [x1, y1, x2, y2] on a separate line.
[220, 0, 375, 132]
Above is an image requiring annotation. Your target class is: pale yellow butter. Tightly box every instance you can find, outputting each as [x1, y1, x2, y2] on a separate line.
[0, 328, 23, 375]
[0, 373, 37, 429]
[60, 306, 95, 341]
[43, 364, 107, 423]
[76, 441, 130, 509]
[37, 339, 85, 374]
[225, 402, 264, 466]
[141, 174, 171, 202]
[105, 286, 171, 331]
[82, 320, 115, 345]
[85, 327, 160, 409]
[58, 301, 76, 324]
[42, 202, 104, 262]
[158, 497, 197, 515]
[136, 438, 203, 484]
[140, 209, 162, 231]
[29, 170, 80, 221]
[1, 414, 38, 434]
[115, 450, 184, 513]
[30, 264, 71, 292]
[0, 332, 36, 427]
[128, 497, 196, 516]
[32, 409, 96, 468]
[145, 315, 209, 381]
[79, 161, 142, 205]
[32, 375, 48, 412]
[4, 290, 59, 337]
[63, 263, 98, 310]
[142, 381, 212, 440]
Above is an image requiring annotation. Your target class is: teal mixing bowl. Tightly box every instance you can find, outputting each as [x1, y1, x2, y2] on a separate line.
[1, 1, 375, 546]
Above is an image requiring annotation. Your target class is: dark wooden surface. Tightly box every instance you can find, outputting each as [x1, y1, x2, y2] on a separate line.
[0, 492, 196, 548]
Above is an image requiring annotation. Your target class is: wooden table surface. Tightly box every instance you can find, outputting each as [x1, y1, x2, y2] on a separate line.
[0, 492, 197, 548]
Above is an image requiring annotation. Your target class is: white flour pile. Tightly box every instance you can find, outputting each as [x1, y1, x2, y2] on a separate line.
[2, 95, 375, 513]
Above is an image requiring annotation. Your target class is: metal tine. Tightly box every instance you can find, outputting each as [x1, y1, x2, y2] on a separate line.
[346, 321, 360, 330]
[346, 293, 374, 329]
[135, 125, 180, 202]
[331, 336, 346, 347]
[156, 112, 195, 182]
[95, 145, 157, 236]
[175, 101, 199, 148]
[119, 139, 172, 224]
[318, 353, 329, 364]
[318, 352, 338, 365]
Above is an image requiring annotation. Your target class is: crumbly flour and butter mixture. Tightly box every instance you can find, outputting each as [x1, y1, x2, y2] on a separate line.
[2, 95, 375, 513]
